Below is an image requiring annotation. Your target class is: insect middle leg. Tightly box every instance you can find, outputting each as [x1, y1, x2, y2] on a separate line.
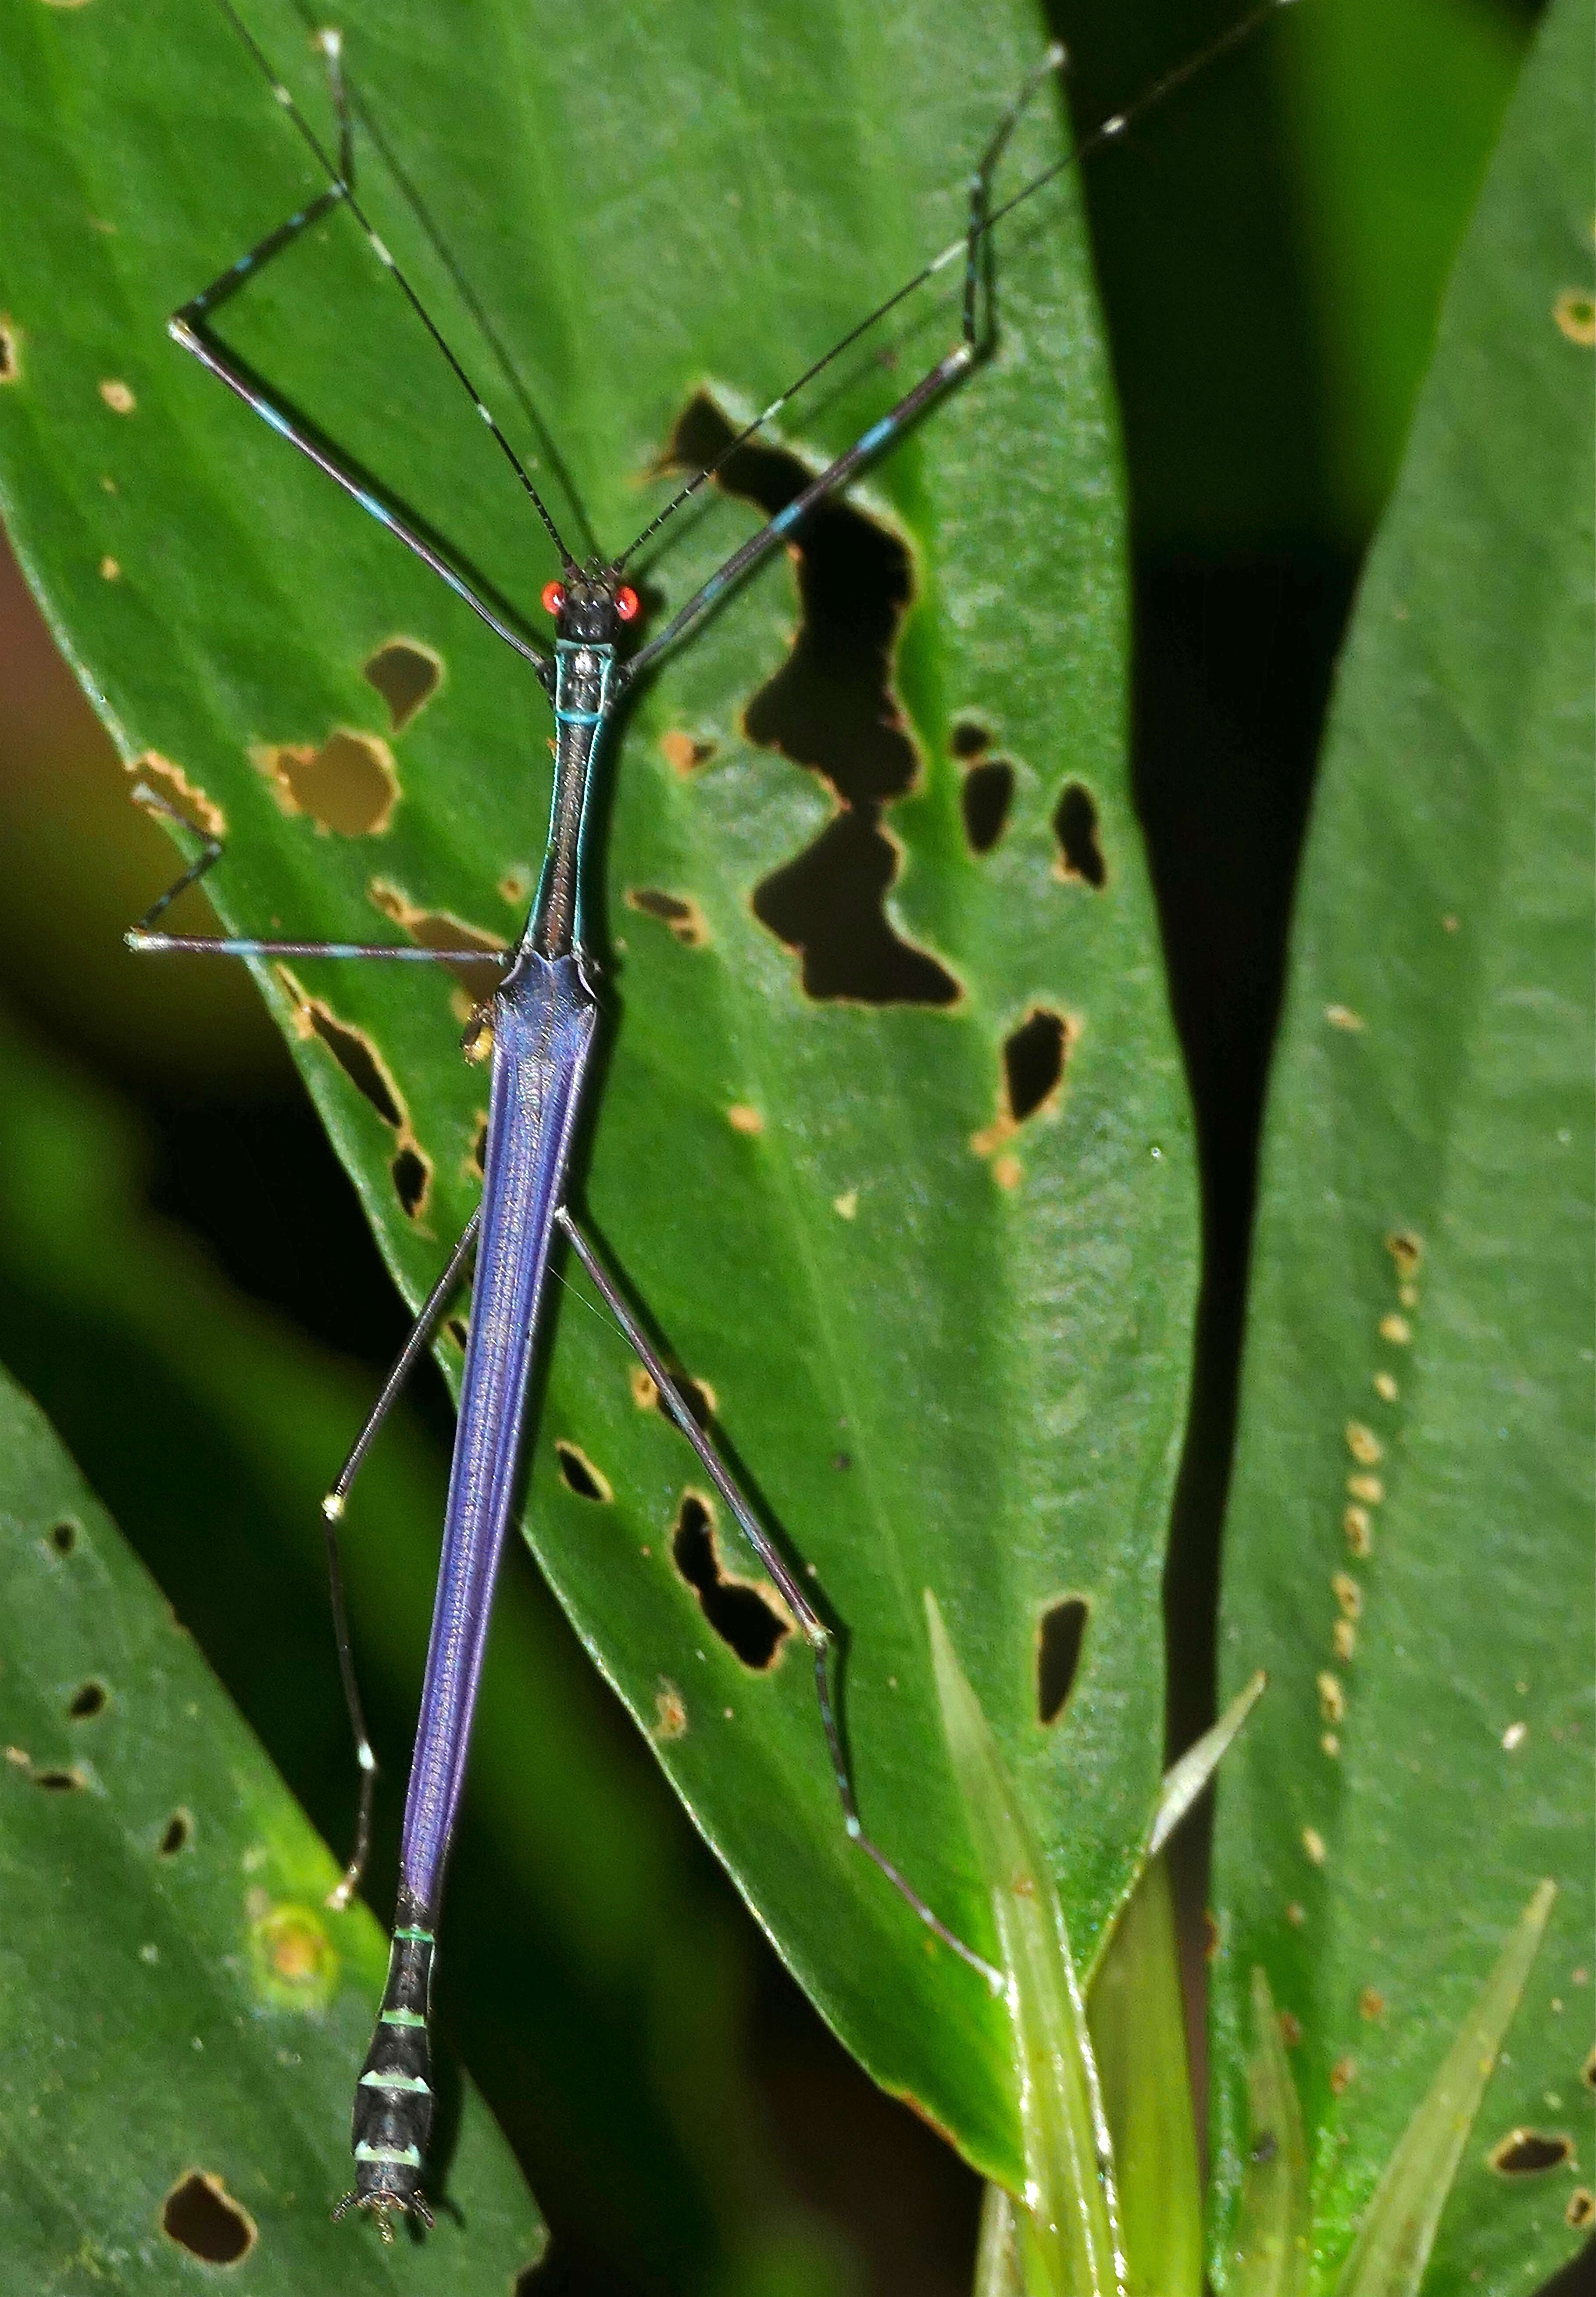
[127, 782, 501, 1901]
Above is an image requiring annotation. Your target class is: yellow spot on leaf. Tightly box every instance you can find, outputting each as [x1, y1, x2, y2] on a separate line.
[1553, 288, 1596, 346]
[651, 1682, 688, 1741]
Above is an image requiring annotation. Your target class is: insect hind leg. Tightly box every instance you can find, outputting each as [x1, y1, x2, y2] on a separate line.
[557, 1209, 1003, 1993]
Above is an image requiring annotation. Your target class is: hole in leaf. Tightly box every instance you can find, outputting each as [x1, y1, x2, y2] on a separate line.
[68, 1681, 107, 1721]
[625, 887, 711, 948]
[754, 810, 959, 1005]
[129, 752, 227, 838]
[277, 969, 432, 1220]
[555, 1443, 612, 1503]
[1583, 2045, 1596, 2089]
[0, 319, 18, 383]
[961, 759, 1014, 855]
[1036, 1597, 1089, 1725]
[1005, 1009, 1068, 1123]
[1566, 2189, 1595, 2230]
[972, 1009, 1076, 1166]
[667, 394, 958, 1007]
[950, 717, 992, 761]
[161, 2172, 257, 2265]
[1052, 782, 1107, 888]
[391, 1146, 429, 1218]
[159, 1810, 193, 1857]
[284, 982, 401, 1125]
[48, 1521, 79, 1555]
[362, 637, 442, 731]
[368, 879, 506, 991]
[630, 1367, 715, 1428]
[1489, 2129, 1574, 2176]
[35, 1768, 86, 1792]
[671, 1494, 790, 1670]
[256, 729, 399, 836]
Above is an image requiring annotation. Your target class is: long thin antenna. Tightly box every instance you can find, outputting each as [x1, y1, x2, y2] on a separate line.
[212, 0, 579, 572]
[616, 0, 1296, 572]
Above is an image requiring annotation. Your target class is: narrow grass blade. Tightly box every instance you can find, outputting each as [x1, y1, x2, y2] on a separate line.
[1087, 1855, 1202, 2297]
[927, 1594, 1125, 2297]
[1148, 1671, 1268, 1860]
[975, 2183, 1026, 2297]
[1333, 1879, 1557, 2297]
[1230, 1966, 1311, 2297]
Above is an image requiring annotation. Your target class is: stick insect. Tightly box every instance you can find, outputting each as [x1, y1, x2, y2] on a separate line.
[129, 0, 1286, 2232]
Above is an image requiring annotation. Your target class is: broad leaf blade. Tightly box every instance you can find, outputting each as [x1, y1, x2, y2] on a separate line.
[0, 1364, 540, 2289]
[0, 0, 1199, 2172]
[1208, 2, 1595, 2289]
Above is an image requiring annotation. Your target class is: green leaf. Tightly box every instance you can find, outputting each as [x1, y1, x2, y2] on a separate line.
[927, 1593, 1125, 2297]
[1147, 1669, 1268, 1863]
[1207, 1, 1595, 2290]
[1230, 1967, 1312, 2297]
[1086, 1855, 1203, 2297]
[976, 2182, 1031, 2297]
[0, 1362, 541, 2289]
[0, 0, 1200, 2178]
[1335, 1881, 1557, 2297]
[0, 1005, 846, 2290]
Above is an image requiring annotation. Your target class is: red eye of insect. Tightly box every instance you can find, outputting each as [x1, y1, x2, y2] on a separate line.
[541, 580, 565, 616]
[614, 585, 640, 623]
